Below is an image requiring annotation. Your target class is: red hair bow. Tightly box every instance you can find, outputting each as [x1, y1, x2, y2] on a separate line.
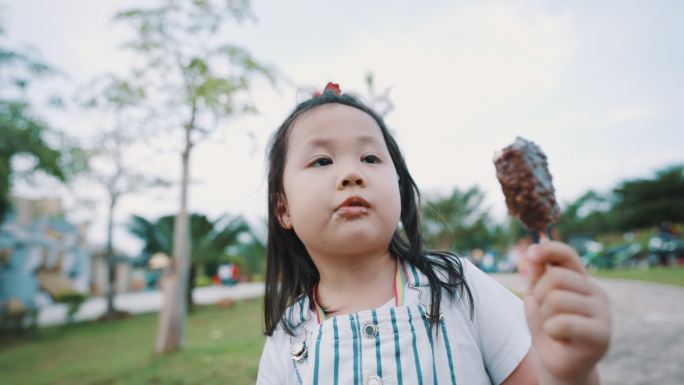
[313, 82, 341, 97]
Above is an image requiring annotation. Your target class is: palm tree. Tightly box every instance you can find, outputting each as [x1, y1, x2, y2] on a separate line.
[128, 213, 261, 310]
[421, 186, 494, 253]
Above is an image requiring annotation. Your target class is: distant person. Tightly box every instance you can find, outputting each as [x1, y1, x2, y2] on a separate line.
[257, 83, 611, 384]
[508, 237, 531, 275]
[658, 221, 677, 241]
[231, 263, 240, 284]
[652, 221, 680, 266]
[218, 264, 232, 285]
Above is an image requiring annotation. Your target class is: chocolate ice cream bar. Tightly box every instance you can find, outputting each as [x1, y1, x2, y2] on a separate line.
[494, 137, 560, 232]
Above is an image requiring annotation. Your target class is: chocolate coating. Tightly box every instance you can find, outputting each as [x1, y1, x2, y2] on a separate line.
[494, 137, 560, 232]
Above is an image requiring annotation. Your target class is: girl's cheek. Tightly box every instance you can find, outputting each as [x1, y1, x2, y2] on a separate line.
[384, 178, 402, 222]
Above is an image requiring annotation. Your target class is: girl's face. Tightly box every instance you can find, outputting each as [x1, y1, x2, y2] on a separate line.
[279, 103, 401, 257]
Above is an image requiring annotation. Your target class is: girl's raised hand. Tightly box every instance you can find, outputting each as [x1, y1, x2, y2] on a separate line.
[523, 240, 612, 385]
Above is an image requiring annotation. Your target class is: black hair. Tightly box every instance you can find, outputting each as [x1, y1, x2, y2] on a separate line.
[264, 90, 473, 336]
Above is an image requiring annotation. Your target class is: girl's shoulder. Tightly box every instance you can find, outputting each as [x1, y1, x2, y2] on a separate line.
[257, 319, 300, 384]
[417, 253, 521, 318]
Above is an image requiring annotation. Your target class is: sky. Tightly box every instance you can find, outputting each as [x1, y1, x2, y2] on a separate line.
[3, 0, 683, 254]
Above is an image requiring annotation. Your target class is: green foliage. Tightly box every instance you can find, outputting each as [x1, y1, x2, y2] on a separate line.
[0, 25, 53, 93]
[424, 165, 684, 257]
[555, 164, 684, 238]
[0, 21, 87, 223]
[489, 218, 527, 254]
[127, 213, 264, 273]
[226, 229, 266, 277]
[52, 291, 87, 323]
[421, 186, 496, 253]
[113, 0, 275, 140]
[78, 74, 145, 110]
[0, 102, 65, 220]
[194, 275, 212, 287]
[613, 165, 684, 230]
[556, 190, 617, 239]
[0, 303, 39, 334]
[421, 165, 684, 254]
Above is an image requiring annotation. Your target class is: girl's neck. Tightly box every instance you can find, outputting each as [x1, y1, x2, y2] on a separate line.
[313, 249, 396, 317]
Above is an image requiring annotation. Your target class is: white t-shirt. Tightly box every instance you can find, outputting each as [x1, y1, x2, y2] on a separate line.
[257, 257, 531, 385]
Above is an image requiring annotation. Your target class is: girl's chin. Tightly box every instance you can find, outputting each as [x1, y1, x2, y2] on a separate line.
[324, 230, 394, 252]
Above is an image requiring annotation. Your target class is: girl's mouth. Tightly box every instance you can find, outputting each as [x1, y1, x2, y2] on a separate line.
[334, 196, 370, 218]
[335, 206, 368, 218]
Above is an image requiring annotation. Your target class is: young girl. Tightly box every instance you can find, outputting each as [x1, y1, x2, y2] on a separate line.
[257, 83, 611, 385]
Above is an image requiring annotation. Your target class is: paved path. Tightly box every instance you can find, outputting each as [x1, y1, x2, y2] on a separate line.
[492, 273, 684, 385]
[37, 282, 265, 327]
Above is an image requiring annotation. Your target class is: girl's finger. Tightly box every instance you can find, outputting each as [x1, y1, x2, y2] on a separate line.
[539, 289, 597, 320]
[543, 314, 609, 347]
[531, 266, 594, 303]
[526, 241, 586, 276]
[523, 295, 543, 341]
[526, 257, 545, 293]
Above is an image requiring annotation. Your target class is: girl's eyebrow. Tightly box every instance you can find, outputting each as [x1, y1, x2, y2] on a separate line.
[303, 135, 383, 151]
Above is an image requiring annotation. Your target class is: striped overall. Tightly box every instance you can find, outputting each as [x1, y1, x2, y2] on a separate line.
[257, 258, 530, 385]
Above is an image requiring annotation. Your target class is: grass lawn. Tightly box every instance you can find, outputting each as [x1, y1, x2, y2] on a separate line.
[591, 266, 684, 287]
[0, 298, 265, 385]
[2, 268, 682, 385]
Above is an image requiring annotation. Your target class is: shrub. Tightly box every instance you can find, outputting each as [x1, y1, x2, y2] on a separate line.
[53, 291, 87, 323]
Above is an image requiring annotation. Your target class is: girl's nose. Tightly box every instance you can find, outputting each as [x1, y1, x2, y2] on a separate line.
[338, 170, 366, 189]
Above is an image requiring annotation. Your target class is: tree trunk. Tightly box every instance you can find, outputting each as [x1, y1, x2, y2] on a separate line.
[187, 263, 196, 314]
[105, 194, 118, 316]
[0, 156, 11, 224]
[155, 123, 192, 355]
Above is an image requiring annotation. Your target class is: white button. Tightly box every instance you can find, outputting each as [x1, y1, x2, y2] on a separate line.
[362, 322, 378, 338]
[367, 375, 382, 385]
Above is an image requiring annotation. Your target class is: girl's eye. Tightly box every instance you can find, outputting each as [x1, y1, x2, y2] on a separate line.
[362, 154, 381, 164]
[310, 157, 332, 167]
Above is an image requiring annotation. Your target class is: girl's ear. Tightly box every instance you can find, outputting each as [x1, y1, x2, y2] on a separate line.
[276, 194, 293, 229]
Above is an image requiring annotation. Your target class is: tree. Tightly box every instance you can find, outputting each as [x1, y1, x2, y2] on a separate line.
[114, 0, 276, 353]
[556, 190, 616, 239]
[128, 213, 257, 308]
[421, 186, 495, 253]
[0, 19, 85, 224]
[77, 75, 169, 319]
[0, 103, 63, 220]
[225, 229, 266, 278]
[488, 218, 528, 255]
[613, 165, 684, 230]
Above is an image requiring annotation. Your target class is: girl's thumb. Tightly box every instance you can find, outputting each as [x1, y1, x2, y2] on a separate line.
[523, 294, 542, 340]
